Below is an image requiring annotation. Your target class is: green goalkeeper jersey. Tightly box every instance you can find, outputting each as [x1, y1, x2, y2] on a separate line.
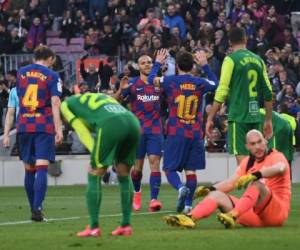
[62, 93, 134, 128]
[214, 49, 272, 123]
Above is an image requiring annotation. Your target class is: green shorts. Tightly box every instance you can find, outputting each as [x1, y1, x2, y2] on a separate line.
[91, 114, 140, 168]
[227, 121, 261, 155]
[269, 124, 294, 162]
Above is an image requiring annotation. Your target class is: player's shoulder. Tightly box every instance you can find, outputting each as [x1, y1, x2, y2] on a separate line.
[129, 77, 140, 85]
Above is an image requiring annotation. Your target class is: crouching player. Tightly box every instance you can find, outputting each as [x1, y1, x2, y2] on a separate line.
[60, 93, 140, 237]
[164, 130, 291, 229]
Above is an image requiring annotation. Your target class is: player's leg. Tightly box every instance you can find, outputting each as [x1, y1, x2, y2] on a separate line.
[163, 136, 191, 212]
[165, 191, 234, 228]
[112, 115, 140, 236]
[218, 181, 269, 228]
[147, 134, 163, 211]
[228, 122, 250, 165]
[18, 133, 37, 217]
[78, 128, 108, 237]
[183, 139, 205, 213]
[131, 135, 146, 211]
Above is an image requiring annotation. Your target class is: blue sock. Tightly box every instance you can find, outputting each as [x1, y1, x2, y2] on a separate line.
[150, 172, 161, 200]
[166, 171, 182, 190]
[24, 169, 36, 210]
[33, 166, 48, 210]
[131, 169, 142, 192]
[185, 174, 197, 206]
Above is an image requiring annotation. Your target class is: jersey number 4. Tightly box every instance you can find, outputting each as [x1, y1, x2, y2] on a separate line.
[175, 95, 198, 122]
[22, 84, 39, 111]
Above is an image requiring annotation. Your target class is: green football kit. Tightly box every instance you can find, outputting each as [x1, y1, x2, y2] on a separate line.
[214, 49, 273, 155]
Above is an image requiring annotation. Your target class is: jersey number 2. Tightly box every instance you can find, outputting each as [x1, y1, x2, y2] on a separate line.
[22, 84, 39, 111]
[248, 70, 258, 97]
[175, 95, 198, 122]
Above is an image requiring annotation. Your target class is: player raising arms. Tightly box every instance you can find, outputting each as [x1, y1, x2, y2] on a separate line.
[115, 55, 163, 212]
[16, 45, 63, 221]
[148, 49, 218, 213]
[164, 130, 291, 229]
[206, 27, 273, 165]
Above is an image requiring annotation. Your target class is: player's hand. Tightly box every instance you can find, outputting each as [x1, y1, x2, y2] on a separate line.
[2, 135, 10, 148]
[205, 119, 214, 138]
[120, 76, 129, 89]
[193, 185, 216, 199]
[55, 130, 63, 145]
[155, 49, 168, 64]
[263, 120, 273, 140]
[194, 50, 208, 67]
[235, 172, 261, 189]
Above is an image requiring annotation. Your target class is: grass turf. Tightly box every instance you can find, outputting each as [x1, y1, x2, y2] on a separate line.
[0, 184, 299, 250]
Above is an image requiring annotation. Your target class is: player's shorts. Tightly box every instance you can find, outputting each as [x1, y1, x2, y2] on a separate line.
[163, 135, 205, 172]
[229, 192, 289, 227]
[227, 122, 261, 155]
[18, 132, 55, 164]
[269, 124, 294, 162]
[136, 134, 163, 159]
[91, 114, 140, 168]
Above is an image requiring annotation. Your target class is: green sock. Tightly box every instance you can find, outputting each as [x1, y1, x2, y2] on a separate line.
[86, 174, 102, 229]
[118, 175, 133, 227]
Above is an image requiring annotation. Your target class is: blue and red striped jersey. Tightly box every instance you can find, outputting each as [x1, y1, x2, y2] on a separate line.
[149, 63, 218, 139]
[16, 63, 62, 134]
[122, 77, 162, 135]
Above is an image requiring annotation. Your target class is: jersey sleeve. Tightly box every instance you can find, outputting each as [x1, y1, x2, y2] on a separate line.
[50, 72, 62, 97]
[201, 64, 218, 93]
[261, 61, 273, 101]
[7, 88, 18, 108]
[214, 56, 234, 103]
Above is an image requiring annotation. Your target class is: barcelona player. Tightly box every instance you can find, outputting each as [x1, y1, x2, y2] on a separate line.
[16, 45, 63, 221]
[116, 55, 163, 212]
[60, 93, 140, 237]
[164, 130, 291, 229]
[148, 49, 218, 213]
[206, 27, 273, 165]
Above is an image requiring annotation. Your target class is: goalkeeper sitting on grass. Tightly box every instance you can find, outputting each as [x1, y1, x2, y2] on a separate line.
[164, 129, 291, 229]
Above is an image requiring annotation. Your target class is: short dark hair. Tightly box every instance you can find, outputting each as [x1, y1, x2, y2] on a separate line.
[34, 45, 56, 61]
[7, 70, 17, 77]
[176, 51, 194, 72]
[228, 27, 246, 45]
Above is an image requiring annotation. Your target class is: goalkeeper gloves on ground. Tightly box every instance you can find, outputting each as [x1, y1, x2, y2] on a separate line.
[236, 171, 262, 189]
[193, 185, 216, 199]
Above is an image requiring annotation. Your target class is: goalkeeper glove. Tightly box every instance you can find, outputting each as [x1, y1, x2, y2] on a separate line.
[236, 171, 262, 189]
[193, 185, 216, 200]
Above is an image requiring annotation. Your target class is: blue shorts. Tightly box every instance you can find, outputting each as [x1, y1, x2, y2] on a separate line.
[18, 133, 55, 164]
[136, 134, 163, 159]
[163, 136, 205, 172]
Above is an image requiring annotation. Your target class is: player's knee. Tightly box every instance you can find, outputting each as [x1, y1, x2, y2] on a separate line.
[251, 180, 267, 192]
[89, 168, 106, 176]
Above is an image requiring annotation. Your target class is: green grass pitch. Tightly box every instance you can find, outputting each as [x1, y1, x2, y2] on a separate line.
[0, 184, 299, 250]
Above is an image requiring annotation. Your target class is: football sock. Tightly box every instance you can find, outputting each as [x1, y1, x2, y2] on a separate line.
[24, 168, 36, 210]
[191, 198, 218, 220]
[166, 171, 182, 190]
[150, 171, 161, 200]
[86, 173, 102, 229]
[234, 185, 260, 216]
[185, 174, 197, 206]
[33, 165, 48, 210]
[131, 169, 142, 192]
[118, 176, 133, 226]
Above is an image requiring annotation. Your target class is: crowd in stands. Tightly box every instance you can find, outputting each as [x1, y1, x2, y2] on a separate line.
[1, 0, 300, 153]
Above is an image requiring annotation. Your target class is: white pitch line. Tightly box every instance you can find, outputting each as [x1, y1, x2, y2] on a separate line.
[0, 210, 173, 226]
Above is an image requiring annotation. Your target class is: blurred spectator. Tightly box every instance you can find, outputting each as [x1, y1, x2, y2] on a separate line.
[163, 3, 187, 40]
[98, 57, 114, 91]
[229, 0, 246, 25]
[26, 16, 45, 51]
[89, 0, 108, 21]
[98, 22, 120, 56]
[79, 55, 99, 91]
[84, 27, 99, 56]
[0, 22, 11, 54]
[137, 8, 161, 33]
[0, 79, 8, 129]
[5, 69, 17, 88]
[60, 10, 75, 42]
[10, 26, 25, 53]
